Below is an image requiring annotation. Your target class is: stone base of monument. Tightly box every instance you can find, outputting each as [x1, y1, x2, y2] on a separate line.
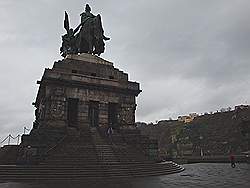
[0, 54, 184, 180]
[0, 128, 184, 181]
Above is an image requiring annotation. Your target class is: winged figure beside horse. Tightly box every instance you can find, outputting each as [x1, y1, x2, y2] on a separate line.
[60, 4, 110, 57]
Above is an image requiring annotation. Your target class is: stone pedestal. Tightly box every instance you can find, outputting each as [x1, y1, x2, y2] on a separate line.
[23, 54, 141, 146]
[16, 54, 160, 163]
[36, 53, 140, 129]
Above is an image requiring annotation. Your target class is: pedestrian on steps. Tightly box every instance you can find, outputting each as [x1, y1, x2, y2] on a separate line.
[230, 153, 236, 168]
[107, 126, 113, 143]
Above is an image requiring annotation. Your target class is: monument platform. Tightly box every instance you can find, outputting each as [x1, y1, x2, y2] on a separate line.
[66, 53, 113, 66]
[0, 54, 184, 180]
[17, 54, 158, 163]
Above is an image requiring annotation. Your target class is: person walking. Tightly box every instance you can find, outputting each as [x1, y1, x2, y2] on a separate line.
[230, 154, 236, 168]
[107, 126, 113, 143]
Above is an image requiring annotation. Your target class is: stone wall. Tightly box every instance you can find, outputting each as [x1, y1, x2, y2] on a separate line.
[33, 54, 141, 132]
[38, 85, 137, 129]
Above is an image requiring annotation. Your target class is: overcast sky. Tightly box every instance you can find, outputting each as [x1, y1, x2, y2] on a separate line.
[0, 0, 250, 144]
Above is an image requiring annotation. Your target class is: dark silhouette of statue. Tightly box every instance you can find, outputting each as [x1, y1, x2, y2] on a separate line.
[60, 12, 80, 57]
[60, 4, 110, 57]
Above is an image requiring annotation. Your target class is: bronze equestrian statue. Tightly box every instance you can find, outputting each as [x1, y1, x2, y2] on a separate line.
[60, 4, 110, 57]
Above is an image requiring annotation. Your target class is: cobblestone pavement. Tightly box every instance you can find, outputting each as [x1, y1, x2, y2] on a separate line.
[0, 163, 249, 188]
[157, 163, 250, 188]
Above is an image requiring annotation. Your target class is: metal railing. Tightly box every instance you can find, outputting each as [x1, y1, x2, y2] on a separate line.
[1, 126, 31, 147]
[0, 134, 21, 146]
[45, 135, 67, 155]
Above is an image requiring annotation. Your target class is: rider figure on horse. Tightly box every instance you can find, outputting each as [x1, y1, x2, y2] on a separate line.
[60, 4, 110, 57]
[78, 4, 110, 55]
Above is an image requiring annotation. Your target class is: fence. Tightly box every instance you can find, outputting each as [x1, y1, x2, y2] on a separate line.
[0, 127, 30, 147]
[0, 134, 21, 146]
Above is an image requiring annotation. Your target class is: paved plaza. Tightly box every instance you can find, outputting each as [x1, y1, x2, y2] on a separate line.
[0, 163, 249, 188]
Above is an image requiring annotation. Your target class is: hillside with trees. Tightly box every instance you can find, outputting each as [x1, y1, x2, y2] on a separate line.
[137, 107, 250, 157]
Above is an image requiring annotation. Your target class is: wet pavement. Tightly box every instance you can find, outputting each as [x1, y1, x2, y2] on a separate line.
[0, 163, 249, 188]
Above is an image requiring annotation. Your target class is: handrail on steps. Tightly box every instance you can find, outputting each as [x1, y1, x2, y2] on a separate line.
[44, 135, 67, 156]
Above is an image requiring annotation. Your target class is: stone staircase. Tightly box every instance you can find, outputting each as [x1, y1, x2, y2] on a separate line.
[0, 162, 184, 181]
[43, 128, 153, 165]
[0, 128, 184, 181]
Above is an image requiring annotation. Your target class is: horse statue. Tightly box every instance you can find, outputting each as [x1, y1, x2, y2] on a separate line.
[60, 4, 110, 57]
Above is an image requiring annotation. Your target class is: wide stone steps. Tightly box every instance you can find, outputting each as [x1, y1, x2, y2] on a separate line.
[45, 159, 150, 165]
[44, 128, 154, 165]
[15, 130, 185, 181]
[44, 157, 151, 165]
[0, 162, 184, 180]
[44, 142, 152, 165]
